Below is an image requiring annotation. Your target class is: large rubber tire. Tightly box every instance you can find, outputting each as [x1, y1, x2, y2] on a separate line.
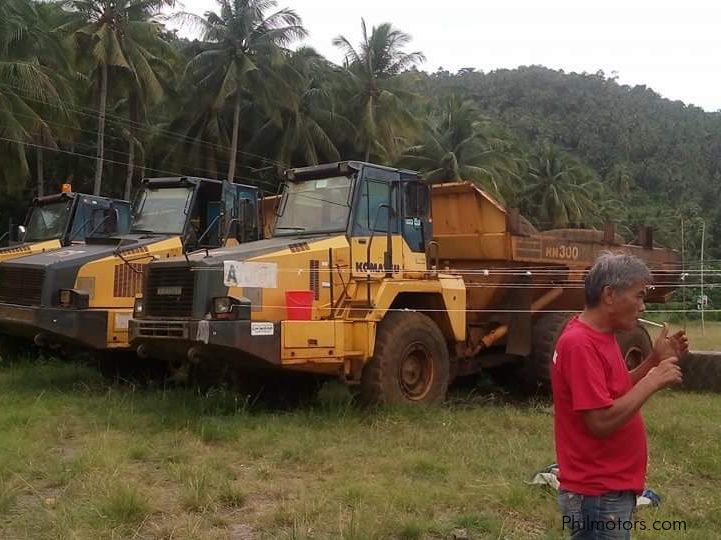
[680, 352, 721, 393]
[615, 325, 653, 370]
[520, 313, 572, 393]
[359, 312, 450, 406]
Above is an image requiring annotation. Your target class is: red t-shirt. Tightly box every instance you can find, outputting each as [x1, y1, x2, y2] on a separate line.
[551, 316, 647, 495]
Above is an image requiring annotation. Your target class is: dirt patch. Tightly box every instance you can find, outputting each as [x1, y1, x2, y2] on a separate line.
[229, 523, 258, 540]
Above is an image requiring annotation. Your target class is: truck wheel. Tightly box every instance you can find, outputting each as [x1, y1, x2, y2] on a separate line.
[359, 312, 449, 406]
[522, 312, 572, 393]
[615, 325, 652, 369]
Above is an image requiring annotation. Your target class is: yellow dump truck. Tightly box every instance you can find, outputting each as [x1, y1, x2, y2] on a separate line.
[129, 162, 680, 403]
[0, 177, 261, 353]
[0, 190, 131, 263]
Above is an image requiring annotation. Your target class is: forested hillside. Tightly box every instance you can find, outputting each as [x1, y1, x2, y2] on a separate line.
[424, 66, 720, 256]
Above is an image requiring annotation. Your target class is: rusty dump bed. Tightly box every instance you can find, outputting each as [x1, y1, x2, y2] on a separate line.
[430, 182, 681, 311]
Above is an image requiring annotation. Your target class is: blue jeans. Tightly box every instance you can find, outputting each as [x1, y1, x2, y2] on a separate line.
[558, 489, 637, 539]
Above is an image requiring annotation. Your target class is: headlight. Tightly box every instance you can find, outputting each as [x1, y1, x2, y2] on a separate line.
[213, 297, 233, 314]
[133, 297, 145, 318]
[58, 289, 89, 309]
[59, 289, 72, 307]
[211, 296, 251, 320]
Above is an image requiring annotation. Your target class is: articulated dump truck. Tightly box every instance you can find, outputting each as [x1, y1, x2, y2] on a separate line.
[0, 177, 261, 354]
[129, 161, 681, 404]
[0, 189, 131, 263]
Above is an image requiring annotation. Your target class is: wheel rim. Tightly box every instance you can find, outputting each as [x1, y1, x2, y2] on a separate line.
[398, 342, 434, 401]
[625, 347, 645, 369]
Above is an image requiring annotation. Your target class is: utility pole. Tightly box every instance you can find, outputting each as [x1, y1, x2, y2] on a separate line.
[681, 217, 686, 330]
[700, 220, 706, 337]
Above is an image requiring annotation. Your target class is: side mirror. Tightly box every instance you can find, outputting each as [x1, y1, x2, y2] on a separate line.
[107, 208, 119, 233]
[131, 190, 147, 219]
[16, 225, 27, 242]
[238, 198, 254, 242]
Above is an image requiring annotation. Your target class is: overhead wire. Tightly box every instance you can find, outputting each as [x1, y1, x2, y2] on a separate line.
[0, 132, 281, 193]
[0, 80, 289, 170]
[0, 135, 244, 186]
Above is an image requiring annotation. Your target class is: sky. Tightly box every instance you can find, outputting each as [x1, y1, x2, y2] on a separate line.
[173, 0, 721, 112]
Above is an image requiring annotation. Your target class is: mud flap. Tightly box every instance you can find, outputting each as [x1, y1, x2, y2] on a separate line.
[504, 279, 532, 356]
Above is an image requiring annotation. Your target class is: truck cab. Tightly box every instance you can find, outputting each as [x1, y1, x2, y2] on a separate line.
[130, 177, 260, 251]
[0, 191, 131, 263]
[130, 162, 466, 402]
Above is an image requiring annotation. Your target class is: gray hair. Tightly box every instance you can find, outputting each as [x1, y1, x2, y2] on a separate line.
[585, 252, 652, 307]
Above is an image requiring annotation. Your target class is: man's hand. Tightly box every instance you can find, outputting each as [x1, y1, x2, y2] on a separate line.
[650, 324, 689, 366]
[644, 356, 683, 390]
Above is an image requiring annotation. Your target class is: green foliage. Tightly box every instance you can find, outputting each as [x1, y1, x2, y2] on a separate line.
[0, 0, 74, 195]
[428, 65, 720, 255]
[60, 0, 176, 194]
[519, 143, 604, 228]
[178, 0, 307, 182]
[398, 94, 521, 201]
[333, 20, 425, 162]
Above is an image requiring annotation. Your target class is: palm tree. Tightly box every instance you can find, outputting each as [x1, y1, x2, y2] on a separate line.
[519, 144, 601, 228]
[155, 92, 229, 179]
[245, 47, 354, 170]
[605, 162, 633, 197]
[399, 94, 521, 201]
[60, 0, 175, 195]
[333, 20, 425, 163]
[0, 0, 73, 196]
[180, 0, 306, 183]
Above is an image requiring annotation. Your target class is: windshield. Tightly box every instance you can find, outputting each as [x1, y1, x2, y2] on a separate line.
[68, 198, 131, 240]
[274, 175, 353, 236]
[25, 200, 73, 242]
[131, 186, 193, 235]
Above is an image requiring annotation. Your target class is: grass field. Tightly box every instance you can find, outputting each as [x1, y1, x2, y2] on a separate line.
[1, 336, 721, 540]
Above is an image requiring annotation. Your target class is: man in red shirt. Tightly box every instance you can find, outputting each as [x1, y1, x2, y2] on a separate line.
[551, 253, 688, 539]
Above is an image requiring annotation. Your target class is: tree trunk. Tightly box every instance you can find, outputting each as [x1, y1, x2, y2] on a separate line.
[364, 94, 373, 162]
[93, 63, 108, 196]
[36, 148, 44, 197]
[226, 91, 241, 184]
[124, 137, 135, 201]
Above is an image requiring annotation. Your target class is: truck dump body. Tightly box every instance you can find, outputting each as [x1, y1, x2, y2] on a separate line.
[431, 182, 680, 359]
[432, 181, 679, 298]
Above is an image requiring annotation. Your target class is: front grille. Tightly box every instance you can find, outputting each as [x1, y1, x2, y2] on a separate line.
[113, 263, 144, 297]
[135, 321, 189, 339]
[144, 266, 195, 318]
[0, 267, 45, 305]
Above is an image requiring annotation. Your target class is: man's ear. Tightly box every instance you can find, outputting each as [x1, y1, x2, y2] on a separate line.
[600, 285, 615, 306]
